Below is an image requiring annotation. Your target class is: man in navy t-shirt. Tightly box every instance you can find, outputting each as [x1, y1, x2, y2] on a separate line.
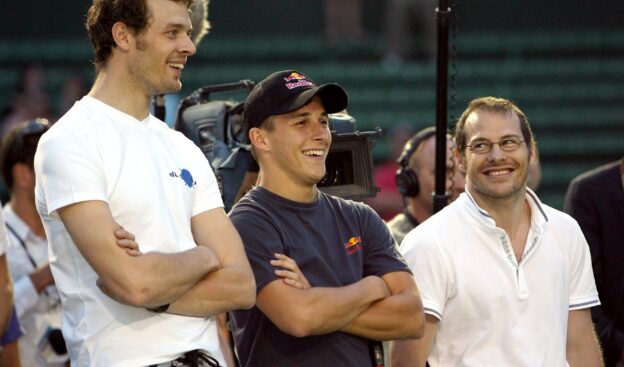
[229, 70, 425, 367]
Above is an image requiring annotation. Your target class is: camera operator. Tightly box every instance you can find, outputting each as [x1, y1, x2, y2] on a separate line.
[33, 0, 255, 366]
[228, 70, 424, 366]
[0, 118, 68, 366]
[387, 126, 465, 245]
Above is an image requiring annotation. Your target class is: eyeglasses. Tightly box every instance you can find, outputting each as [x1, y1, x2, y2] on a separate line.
[466, 137, 525, 154]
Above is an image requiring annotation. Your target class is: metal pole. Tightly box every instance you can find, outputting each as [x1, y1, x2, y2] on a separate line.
[433, 0, 451, 213]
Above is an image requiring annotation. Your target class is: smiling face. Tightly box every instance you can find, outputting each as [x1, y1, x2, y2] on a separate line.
[253, 96, 331, 191]
[127, 0, 196, 96]
[456, 109, 530, 204]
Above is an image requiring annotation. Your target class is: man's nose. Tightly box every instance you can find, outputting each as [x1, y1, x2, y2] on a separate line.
[180, 33, 197, 56]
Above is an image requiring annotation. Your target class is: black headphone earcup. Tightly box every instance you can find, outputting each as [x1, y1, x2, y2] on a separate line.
[396, 168, 420, 197]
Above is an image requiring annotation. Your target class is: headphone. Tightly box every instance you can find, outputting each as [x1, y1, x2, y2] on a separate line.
[395, 127, 437, 197]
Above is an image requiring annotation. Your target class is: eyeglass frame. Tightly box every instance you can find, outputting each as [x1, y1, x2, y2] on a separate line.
[465, 136, 526, 154]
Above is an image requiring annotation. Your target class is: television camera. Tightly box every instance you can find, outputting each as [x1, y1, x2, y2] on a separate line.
[174, 80, 381, 211]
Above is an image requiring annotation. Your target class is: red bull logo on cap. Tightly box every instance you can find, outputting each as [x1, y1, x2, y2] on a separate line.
[283, 72, 314, 89]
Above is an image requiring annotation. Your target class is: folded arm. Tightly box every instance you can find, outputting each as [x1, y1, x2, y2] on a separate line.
[340, 270, 424, 340]
[58, 200, 221, 308]
[166, 208, 256, 316]
[257, 273, 390, 338]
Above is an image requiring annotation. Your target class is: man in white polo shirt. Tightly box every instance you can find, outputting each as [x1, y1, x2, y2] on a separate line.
[391, 96, 602, 367]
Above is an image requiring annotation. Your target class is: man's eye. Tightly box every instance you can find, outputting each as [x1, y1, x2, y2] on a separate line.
[473, 142, 487, 150]
[502, 139, 517, 146]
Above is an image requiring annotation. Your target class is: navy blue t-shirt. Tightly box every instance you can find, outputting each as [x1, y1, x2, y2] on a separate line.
[229, 186, 411, 367]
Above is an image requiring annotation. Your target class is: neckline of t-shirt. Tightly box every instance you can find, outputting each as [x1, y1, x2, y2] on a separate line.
[253, 186, 321, 210]
[81, 96, 151, 127]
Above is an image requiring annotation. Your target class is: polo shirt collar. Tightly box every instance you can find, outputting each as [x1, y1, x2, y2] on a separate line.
[462, 187, 549, 232]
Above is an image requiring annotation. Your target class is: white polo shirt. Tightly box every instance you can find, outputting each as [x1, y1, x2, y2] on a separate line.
[401, 189, 600, 367]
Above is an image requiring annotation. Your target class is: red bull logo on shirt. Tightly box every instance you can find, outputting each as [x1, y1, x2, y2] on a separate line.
[344, 237, 362, 255]
[283, 72, 314, 89]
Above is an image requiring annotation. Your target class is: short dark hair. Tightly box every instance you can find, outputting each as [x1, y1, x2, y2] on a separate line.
[0, 118, 51, 191]
[454, 96, 535, 154]
[86, 0, 193, 70]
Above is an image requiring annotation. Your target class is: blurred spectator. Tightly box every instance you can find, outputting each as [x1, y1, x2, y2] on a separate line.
[364, 123, 415, 220]
[1, 64, 55, 137]
[564, 158, 624, 367]
[324, 0, 365, 47]
[387, 126, 464, 245]
[1, 208, 22, 367]
[58, 74, 88, 116]
[0, 118, 67, 366]
[382, 0, 437, 69]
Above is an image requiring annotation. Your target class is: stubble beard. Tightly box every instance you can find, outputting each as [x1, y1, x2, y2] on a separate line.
[132, 37, 181, 96]
[470, 167, 529, 203]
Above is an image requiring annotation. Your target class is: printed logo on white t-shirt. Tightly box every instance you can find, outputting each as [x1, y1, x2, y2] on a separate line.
[169, 169, 197, 188]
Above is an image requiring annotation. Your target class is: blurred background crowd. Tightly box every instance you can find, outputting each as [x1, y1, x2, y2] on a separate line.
[1, 0, 622, 211]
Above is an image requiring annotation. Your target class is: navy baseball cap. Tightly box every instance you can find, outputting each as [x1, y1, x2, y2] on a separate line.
[243, 70, 348, 134]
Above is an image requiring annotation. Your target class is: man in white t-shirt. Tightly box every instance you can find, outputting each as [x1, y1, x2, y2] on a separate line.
[391, 97, 602, 367]
[33, 1, 255, 366]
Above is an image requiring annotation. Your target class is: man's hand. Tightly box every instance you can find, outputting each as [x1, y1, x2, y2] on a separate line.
[271, 253, 310, 289]
[98, 227, 141, 301]
[114, 228, 141, 256]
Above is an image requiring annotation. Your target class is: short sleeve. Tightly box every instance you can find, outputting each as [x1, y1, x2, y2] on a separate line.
[35, 133, 107, 215]
[568, 223, 600, 310]
[401, 229, 449, 320]
[229, 209, 285, 293]
[359, 204, 411, 277]
[186, 143, 224, 216]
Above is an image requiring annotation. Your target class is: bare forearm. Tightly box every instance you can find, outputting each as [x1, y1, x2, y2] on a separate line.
[104, 246, 221, 307]
[0, 257, 13, 334]
[567, 332, 603, 367]
[391, 314, 439, 367]
[168, 265, 255, 317]
[341, 290, 424, 340]
[268, 275, 389, 337]
[391, 339, 428, 367]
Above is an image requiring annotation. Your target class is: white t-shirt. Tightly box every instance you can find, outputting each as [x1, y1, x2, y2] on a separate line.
[401, 189, 600, 367]
[34, 96, 225, 367]
[0, 209, 10, 256]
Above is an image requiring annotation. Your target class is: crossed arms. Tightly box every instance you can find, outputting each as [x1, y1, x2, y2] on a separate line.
[257, 253, 425, 340]
[58, 200, 255, 315]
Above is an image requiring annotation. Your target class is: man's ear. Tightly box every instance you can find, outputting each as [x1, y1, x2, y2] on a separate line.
[111, 22, 132, 51]
[453, 148, 467, 174]
[249, 127, 270, 153]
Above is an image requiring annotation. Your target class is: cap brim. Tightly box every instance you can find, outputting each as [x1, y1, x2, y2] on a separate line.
[273, 83, 348, 116]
